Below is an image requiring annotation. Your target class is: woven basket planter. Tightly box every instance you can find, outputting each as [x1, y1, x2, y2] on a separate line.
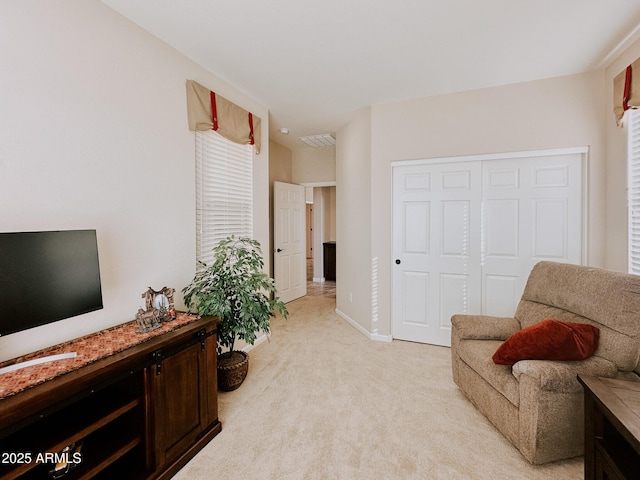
[217, 351, 249, 391]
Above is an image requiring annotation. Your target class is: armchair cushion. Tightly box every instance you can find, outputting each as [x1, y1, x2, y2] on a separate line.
[492, 319, 600, 366]
[459, 339, 520, 406]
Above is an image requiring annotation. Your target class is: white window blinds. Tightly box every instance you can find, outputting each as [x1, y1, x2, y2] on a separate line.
[628, 109, 640, 274]
[195, 130, 253, 266]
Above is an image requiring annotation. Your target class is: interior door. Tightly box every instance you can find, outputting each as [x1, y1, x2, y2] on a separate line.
[392, 162, 482, 346]
[481, 153, 583, 316]
[274, 181, 307, 303]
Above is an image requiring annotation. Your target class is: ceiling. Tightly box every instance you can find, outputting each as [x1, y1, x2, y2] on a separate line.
[102, 0, 640, 150]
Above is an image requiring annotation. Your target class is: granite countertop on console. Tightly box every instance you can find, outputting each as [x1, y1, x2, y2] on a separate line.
[0, 312, 200, 400]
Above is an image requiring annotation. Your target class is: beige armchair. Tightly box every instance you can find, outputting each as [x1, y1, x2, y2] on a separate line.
[451, 261, 640, 464]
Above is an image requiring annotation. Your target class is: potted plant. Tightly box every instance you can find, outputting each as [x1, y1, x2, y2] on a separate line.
[182, 235, 288, 391]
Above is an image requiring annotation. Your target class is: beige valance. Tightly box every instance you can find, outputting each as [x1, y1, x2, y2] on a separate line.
[186, 79, 262, 154]
[613, 58, 640, 126]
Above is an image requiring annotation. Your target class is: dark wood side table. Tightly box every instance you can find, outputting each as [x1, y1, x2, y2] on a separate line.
[577, 374, 640, 480]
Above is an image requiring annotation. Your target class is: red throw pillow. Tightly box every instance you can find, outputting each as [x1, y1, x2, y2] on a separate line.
[492, 319, 600, 366]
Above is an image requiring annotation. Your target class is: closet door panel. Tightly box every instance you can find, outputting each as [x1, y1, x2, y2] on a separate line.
[392, 162, 481, 346]
[482, 153, 583, 316]
[484, 274, 520, 318]
[392, 150, 584, 346]
[533, 198, 569, 259]
[484, 199, 519, 257]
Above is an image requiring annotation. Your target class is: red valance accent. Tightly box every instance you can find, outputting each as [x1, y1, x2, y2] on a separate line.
[614, 59, 640, 126]
[624, 65, 632, 112]
[248, 112, 254, 145]
[210, 91, 219, 131]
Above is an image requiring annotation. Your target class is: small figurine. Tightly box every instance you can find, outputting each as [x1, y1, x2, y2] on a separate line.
[135, 307, 161, 333]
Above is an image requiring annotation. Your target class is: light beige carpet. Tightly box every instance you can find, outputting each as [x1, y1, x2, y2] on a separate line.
[174, 295, 583, 480]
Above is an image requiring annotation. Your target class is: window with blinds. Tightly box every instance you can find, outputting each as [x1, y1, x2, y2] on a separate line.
[628, 108, 640, 275]
[195, 130, 253, 266]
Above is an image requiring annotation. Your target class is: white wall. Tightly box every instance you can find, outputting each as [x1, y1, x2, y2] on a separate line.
[292, 146, 336, 184]
[336, 108, 372, 333]
[324, 187, 336, 242]
[269, 140, 293, 185]
[0, 0, 269, 362]
[338, 72, 606, 338]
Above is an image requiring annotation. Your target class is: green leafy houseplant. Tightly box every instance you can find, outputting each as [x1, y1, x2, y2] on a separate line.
[182, 236, 288, 390]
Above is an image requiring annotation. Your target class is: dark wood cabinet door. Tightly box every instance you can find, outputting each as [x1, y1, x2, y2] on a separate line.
[152, 341, 208, 469]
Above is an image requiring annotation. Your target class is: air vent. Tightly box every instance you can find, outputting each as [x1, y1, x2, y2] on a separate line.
[298, 134, 335, 147]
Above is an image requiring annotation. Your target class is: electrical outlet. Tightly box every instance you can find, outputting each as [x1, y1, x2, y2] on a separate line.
[348, 292, 353, 303]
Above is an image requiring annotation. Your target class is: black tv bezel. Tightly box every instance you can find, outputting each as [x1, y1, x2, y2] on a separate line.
[0, 229, 104, 337]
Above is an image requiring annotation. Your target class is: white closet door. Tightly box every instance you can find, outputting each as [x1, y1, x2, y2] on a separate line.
[391, 150, 584, 347]
[392, 162, 482, 345]
[481, 153, 583, 317]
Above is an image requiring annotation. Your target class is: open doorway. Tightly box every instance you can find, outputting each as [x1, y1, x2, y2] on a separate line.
[305, 186, 336, 299]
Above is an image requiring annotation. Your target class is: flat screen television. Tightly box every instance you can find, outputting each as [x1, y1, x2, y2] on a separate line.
[0, 230, 103, 337]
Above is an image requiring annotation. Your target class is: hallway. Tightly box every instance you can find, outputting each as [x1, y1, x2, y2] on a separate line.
[306, 258, 336, 299]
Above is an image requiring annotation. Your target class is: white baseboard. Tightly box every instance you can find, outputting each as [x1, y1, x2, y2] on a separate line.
[312, 277, 325, 283]
[370, 331, 393, 343]
[335, 308, 393, 343]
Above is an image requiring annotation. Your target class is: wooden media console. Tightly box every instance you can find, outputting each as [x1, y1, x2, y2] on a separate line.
[0, 314, 221, 480]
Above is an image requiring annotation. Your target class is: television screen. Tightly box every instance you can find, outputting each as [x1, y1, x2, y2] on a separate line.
[0, 230, 103, 337]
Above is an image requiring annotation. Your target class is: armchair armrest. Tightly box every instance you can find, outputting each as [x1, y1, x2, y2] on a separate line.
[451, 314, 520, 341]
[450, 314, 520, 385]
[513, 356, 617, 393]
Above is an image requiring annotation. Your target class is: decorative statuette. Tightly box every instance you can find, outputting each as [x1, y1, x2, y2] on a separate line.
[135, 307, 161, 333]
[135, 287, 177, 333]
